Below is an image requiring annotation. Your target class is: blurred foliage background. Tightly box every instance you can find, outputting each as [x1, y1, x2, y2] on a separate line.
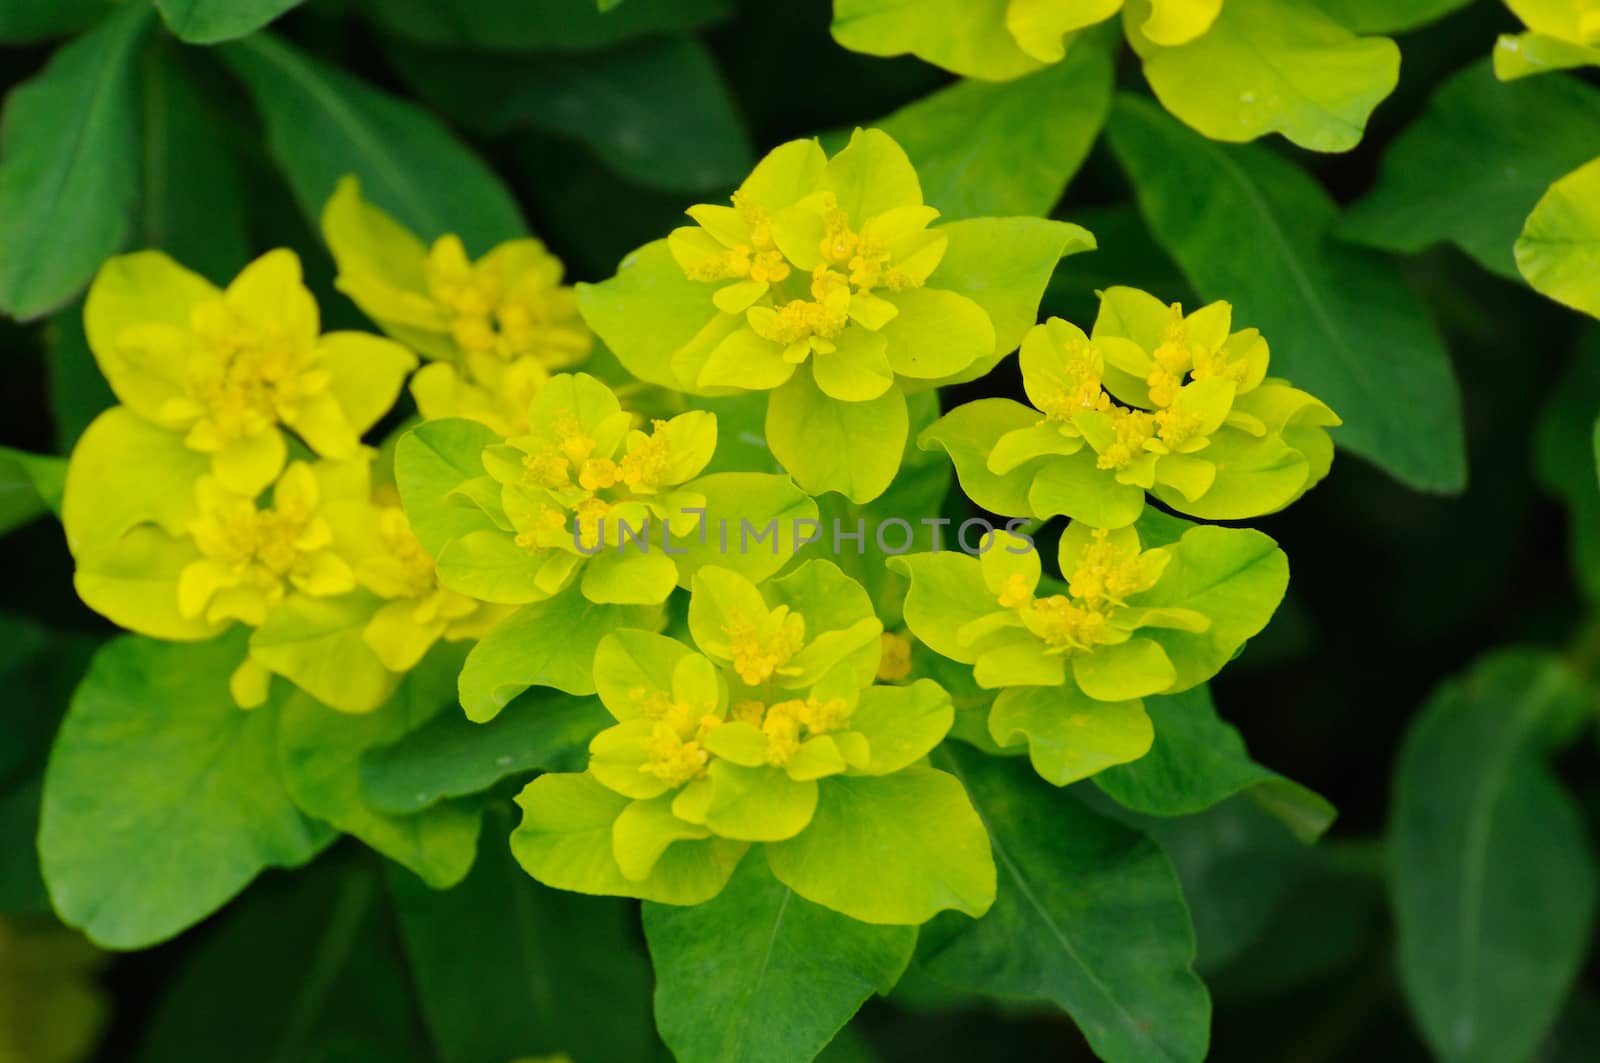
[1, 1, 1597, 1061]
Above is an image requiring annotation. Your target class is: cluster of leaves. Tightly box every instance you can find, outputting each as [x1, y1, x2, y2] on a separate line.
[0, 2, 1597, 1063]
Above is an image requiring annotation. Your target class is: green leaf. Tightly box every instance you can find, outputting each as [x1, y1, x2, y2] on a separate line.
[388, 807, 657, 1063]
[765, 766, 995, 925]
[922, 746, 1210, 1063]
[1516, 156, 1600, 321]
[1107, 93, 1466, 493]
[221, 32, 524, 252]
[0, 447, 65, 535]
[0, 0, 150, 319]
[766, 369, 909, 504]
[392, 34, 753, 193]
[138, 45, 249, 283]
[46, 300, 116, 449]
[830, 0, 1042, 82]
[873, 25, 1114, 221]
[644, 852, 917, 1063]
[1129, 0, 1399, 153]
[39, 632, 334, 948]
[133, 858, 433, 1063]
[0, 0, 113, 42]
[1093, 685, 1335, 842]
[277, 646, 483, 888]
[672, 472, 821, 588]
[394, 418, 503, 557]
[361, 0, 731, 51]
[1341, 61, 1600, 280]
[156, 0, 305, 43]
[1391, 650, 1598, 1063]
[458, 584, 660, 719]
[360, 692, 610, 815]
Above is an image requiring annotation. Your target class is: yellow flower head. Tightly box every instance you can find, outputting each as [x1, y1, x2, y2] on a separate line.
[84, 249, 417, 495]
[322, 178, 592, 437]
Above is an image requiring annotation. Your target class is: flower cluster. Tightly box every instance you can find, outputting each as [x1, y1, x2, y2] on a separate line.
[62, 249, 499, 712]
[924, 286, 1339, 528]
[56, 123, 1336, 935]
[511, 562, 995, 924]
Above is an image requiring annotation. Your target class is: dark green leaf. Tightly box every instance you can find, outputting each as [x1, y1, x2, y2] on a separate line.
[922, 745, 1210, 1063]
[872, 25, 1114, 221]
[361, 0, 731, 52]
[360, 692, 609, 815]
[139, 46, 249, 283]
[134, 856, 433, 1063]
[39, 632, 335, 948]
[1094, 685, 1336, 843]
[1534, 336, 1600, 600]
[1391, 650, 1598, 1063]
[1308, 0, 1473, 33]
[0, 447, 65, 535]
[393, 34, 753, 193]
[1107, 93, 1466, 493]
[222, 32, 524, 251]
[1341, 62, 1600, 279]
[46, 300, 116, 451]
[388, 807, 657, 1063]
[0, 0, 113, 42]
[0, 1, 151, 319]
[643, 852, 917, 1063]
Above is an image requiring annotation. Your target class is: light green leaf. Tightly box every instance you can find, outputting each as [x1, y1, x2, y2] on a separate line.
[922, 217, 1096, 385]
[875, 25, 1114, 220]
[766, 369, 909, 504]
[578, 240, 724, 392]
[277, 645, 482, 888]
[988, 684, 1153, 787]
[831, 0, 1042, 81]
[1392, 650, 1598, 1063]
[392, 34, 752, 193]
[39, 633, 333, 948]
[766, 767, 995, 925]
[1129, 0, 1399, 153]
[394, 418, 504, 557]
[1134, 525, 1289, 691]
[1094, 685, 1335, 841]
[360, 693, 609, 815]
[644, 852, 916, 1063]
[0, 0, 150, 319]
[923, 746, 1210, 1063]
[458, 584, 660, 719]
[672, 472, 820, 588]
[360, 0, 731, 52]
[156, 0, 305, 44]
[1341, 61, 1600, 279]
[222, 32, 524, 252]
[1516, 156, 1600, 320]
[1108, 92, 1465, 493]
[250, 592, 399, 714]
[388, 807, 657, 1063]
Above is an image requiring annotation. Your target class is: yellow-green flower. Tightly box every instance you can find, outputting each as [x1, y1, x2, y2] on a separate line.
[322, 177, 593, 437]
[891, 523, 1287, 786]
[579, 128, 1084, 501]
[832, 0, 1398, 152]
[924, 287, 1339, 527]
[511, 561, 995, 925]
[83, 248, 416, 495]
[1495, 0, 1600, 80]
